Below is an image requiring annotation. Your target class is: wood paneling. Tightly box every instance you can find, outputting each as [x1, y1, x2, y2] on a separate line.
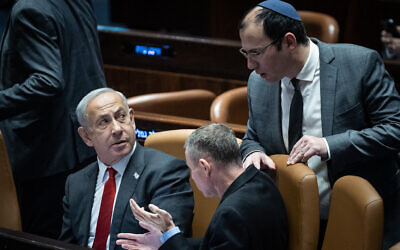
[105, 65, 246, 98]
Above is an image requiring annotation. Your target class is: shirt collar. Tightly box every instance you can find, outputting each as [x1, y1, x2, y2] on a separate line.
[282, 39, 319, 86]
[97, 141, 137, 180]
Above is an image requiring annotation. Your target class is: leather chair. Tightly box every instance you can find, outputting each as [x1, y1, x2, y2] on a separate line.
[210, 87, 248, 125]
[322, 176, 383, 250]
[127, 89, 216, 120]
[144, 129, 219, 238]
[269, 154, 320, 250]
[390, 242, 400, 250]
[0, 132, 22, 231]
[298, 10, 340, 43]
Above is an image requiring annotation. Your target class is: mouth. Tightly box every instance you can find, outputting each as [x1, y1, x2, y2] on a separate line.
[112, 139, 127, 146]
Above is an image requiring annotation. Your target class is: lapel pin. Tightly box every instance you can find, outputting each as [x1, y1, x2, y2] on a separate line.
[134, 172, 140, 179]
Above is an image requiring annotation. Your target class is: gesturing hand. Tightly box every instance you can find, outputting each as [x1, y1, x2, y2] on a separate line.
[129, 199, 175, 233]
[117, 221, 161, 250]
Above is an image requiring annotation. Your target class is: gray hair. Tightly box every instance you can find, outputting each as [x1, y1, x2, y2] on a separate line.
[76, 87, 129, 127]
[184, 123, 242, 168]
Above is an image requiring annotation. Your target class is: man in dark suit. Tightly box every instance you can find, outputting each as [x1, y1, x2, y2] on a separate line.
[59, 88, 194, 250]
[117, 123, 288, 250]
[238, 1, 400, 249]
[0, 0, 106, 238]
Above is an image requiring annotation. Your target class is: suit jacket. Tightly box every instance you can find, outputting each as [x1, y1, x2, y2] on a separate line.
[0, 0, 106, 182]
[240, 38, 400, 198]
[160, 166, 288, 250]
[59, 144, 194, 250]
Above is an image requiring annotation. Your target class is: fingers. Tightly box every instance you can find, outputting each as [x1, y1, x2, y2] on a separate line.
[138, 220, 157, 233]
[288, 139, 303, 164]
[260, 154, 276, 170]
[148, 204, 170, 220]
[287, 136, 328, 164]
[116, 239, 141, 250]
[129, 199, 147, 222]
[243, 152, 275, 170]
[243, 157, 254, 169]
[118, 233, 141, 241]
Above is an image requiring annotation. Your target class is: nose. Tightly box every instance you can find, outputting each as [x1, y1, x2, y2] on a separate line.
[111, 119, 123, 135]
[247, 57, 258, 70]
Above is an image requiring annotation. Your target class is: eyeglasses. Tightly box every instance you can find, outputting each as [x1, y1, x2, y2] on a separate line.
[239, 39, 277, 59]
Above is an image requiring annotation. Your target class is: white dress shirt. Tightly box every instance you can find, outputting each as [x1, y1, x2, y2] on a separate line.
[88, 142, 137, 249]
[281, 40, 331, 219]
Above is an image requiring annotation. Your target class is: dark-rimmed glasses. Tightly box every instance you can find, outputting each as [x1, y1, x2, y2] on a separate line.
[239, 39, 277, 59]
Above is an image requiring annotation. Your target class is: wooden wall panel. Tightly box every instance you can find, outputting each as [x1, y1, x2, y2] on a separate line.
[105, 65, 246, 98]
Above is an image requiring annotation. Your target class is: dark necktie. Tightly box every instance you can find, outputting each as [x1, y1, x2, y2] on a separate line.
[92, 168, 117, 250]
[288, 78, 303, 152]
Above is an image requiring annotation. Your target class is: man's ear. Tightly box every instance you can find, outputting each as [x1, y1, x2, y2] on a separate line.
[283, 32, 297, 49]
[78, 126, 94, 147]
[199, 158, 212, 177]
[129, 108, 136, 129]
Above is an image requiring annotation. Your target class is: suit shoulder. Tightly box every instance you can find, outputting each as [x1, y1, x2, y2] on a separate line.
[66, 161, 97, 181]
[11, 0, 53, 19]
[221, 171, 282, 210]
[317, 39, 379, 62]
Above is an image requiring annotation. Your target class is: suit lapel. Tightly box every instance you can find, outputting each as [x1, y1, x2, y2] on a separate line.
[109, 144, 146, 249]
[82, 163, 99, 244]
[253, 73, 287, 154]
[314, 39, 337, 137]
[272, 83, 288, 153]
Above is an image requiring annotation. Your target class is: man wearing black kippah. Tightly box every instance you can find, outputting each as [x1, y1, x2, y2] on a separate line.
[239, 0, 400, 249]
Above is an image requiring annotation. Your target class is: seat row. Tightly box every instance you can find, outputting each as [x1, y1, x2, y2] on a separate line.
[0, 126, 398, 249]
[126, 88, 248, 125]
[144, 129, 387, 250]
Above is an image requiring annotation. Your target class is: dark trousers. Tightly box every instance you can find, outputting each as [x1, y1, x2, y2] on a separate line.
[317, 219, 327, 250]
[15, 171, 71, 239]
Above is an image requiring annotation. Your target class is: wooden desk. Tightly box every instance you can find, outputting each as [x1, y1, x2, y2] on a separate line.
[0, 227, 89, 250]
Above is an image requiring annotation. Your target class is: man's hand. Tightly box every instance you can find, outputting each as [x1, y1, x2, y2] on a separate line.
[129, 199, 175, 233]
[287, 135, 328, 165]
[243, 151, 275, 170]
[117, 221, 162, 250]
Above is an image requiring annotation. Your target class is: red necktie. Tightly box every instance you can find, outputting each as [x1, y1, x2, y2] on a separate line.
[92, 168, 117, 250]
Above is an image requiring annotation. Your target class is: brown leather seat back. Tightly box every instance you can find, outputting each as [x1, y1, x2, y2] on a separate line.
[322, 176, 383, 250]
[270, 154, 320, 250]
[210, 87, 248, 125]
[0, 132, 22, 231]
[390, 241, 400, 250]
[144, 129, 219, 238]
[127, 89, 216, 120]
[298, 10, 339, 43]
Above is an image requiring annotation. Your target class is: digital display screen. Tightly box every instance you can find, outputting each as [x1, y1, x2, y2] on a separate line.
[134, 45, 173, 57]
[135, 45, 162, 56]
[135, 128, 156, 140]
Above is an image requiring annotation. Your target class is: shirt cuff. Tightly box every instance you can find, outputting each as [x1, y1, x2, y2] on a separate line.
[322, 138, 331, 161]
[160, 227, 181, 244]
